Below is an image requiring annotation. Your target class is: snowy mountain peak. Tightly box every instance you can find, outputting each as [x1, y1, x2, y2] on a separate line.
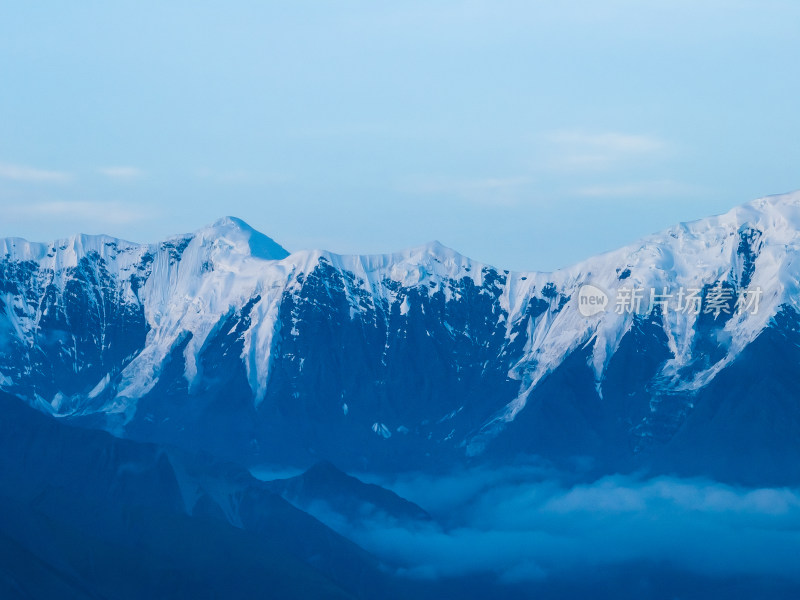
[4, 194, 800, 476]
[410, 239, 472, 263]
[684, 191, 800, 233]
[417, 239, 452, 255]
[747, 189, 800, 210]
[192, 216, 289, 261]
[211, 215, 252, 229]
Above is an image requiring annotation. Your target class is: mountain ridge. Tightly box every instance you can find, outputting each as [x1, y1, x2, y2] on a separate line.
[6, 190, 800, 272]
[2, 192, 800, 482]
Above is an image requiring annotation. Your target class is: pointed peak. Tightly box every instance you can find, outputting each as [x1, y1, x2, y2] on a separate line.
[409, 239, 462, 257]
[749, 190, 800, 208]
[196, 216, 290, 260]
[209, 216, 253, 231]
[304, 460, 346, 478]
[425, 239, 447, 251]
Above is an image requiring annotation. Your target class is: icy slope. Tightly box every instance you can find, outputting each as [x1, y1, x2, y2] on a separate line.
[480, 193, 800, 438]
[1, 194, 800, 474]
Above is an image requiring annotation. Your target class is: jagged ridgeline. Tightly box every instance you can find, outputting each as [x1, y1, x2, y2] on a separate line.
[2, 197, 800, 484]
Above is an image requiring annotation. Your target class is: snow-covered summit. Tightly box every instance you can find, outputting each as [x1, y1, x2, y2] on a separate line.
[190, 216, 290, 261]
[3, 193, 800, 471]
[485, 192, 800, 435]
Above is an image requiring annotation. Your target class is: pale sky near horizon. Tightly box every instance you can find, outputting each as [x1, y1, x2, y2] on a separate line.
[1, 1, 799, 271]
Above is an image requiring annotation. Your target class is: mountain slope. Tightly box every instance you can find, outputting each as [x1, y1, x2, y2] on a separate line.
[2, 194, 800, 482]
[0, 391, 393, 599]
[265, 461, 432, 525]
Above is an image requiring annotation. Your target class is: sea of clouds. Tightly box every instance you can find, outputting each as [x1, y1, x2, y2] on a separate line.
[304, 464, 800, 590]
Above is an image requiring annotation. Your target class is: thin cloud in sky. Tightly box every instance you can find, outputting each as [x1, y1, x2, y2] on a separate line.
[194, 168, 292, 185]
[401, 175, 533, 206]
[6, 200, 150, 226]
[574, 180, 702, 198]
[0, 162, 71, 183]
[542, 131, 668, 171]
[98, 166, 144, 180]
[547, 131, 665, 153]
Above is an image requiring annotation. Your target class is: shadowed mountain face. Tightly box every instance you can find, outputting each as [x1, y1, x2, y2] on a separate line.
[0, 391, 394, 600]
[3, 197, 800, 598]
[485, 307, 800, 486]
[0, 248, 149, 407]
[120, 255, 525, 472]
[265, 461, 432, 526]
[2, 195, 800, 485]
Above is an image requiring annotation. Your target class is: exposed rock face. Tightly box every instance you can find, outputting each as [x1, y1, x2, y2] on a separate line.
[3, 195, 800, 484]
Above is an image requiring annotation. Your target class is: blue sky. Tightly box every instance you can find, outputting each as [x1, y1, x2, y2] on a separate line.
[1, 1, 799, 271]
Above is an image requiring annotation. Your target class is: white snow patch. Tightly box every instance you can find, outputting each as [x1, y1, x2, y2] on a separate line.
[372, 422, 392, 439]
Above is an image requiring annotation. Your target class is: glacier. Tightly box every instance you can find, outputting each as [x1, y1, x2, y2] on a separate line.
[2, 193, 800, 482]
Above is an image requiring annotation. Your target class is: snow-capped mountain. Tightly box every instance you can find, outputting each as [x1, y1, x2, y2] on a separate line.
[3, 194, 800, 483]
